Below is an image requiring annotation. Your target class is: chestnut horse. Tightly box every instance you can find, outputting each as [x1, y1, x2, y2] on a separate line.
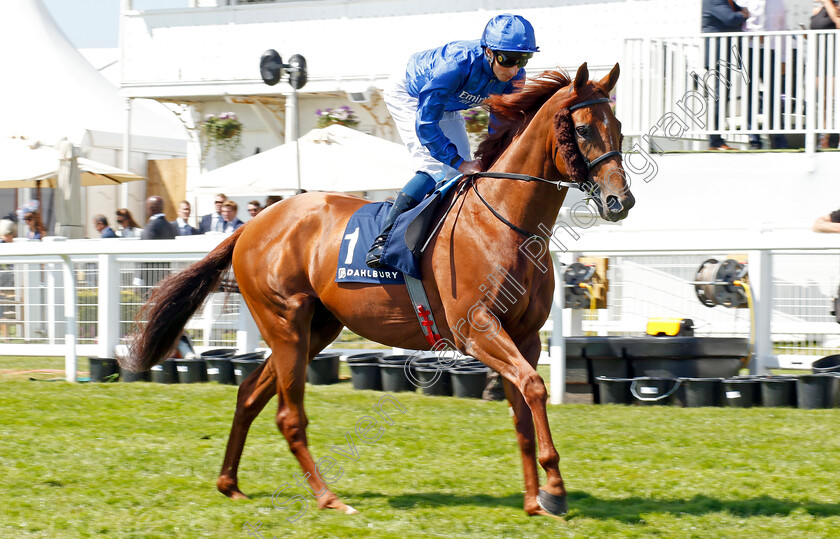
[123, 63, 633, 517]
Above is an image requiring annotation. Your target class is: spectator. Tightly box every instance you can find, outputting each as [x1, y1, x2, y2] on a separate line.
[738, 0, 788, 149]
[812, 0, 840, 149]
[0, 218, 15, 295]
[171, 200, 198, 236]
[220, 201, 244, 233]
[115, 208, 142, 238]
[199, 193, 227, 233]
[23, 211, 44, 240]
[265, 195, 283, 207]
[247, 200, 262, 218]
[812, 208, 840, 233]
[141, 196, 177, 240]
[701, 0, 749, 151]
[93, 214, 117, 238]
[0, 218, 16, 243]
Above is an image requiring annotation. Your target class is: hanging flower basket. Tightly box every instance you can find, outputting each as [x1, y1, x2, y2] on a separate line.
[316, 106, 360, 129]
[201, 112, 243, 165]
[462, 108, 489, 134]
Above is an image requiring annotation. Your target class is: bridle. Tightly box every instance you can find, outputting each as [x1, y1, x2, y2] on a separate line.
[470, 94, 623, 239]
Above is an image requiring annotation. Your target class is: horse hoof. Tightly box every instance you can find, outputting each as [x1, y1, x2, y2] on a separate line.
[344, 505, 359, 514]
[537, 489, 568, 516]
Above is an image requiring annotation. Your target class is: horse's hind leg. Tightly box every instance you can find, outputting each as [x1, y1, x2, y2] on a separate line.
[217, 360, 277, 499]
[268, 297, 357, 514]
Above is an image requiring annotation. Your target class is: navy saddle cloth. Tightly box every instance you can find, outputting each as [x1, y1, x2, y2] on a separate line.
[335, 176, 461, 284]
[335, 202, 409, 284]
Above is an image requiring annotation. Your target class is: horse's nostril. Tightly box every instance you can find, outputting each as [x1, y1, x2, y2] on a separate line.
[606, 195, 622, 213]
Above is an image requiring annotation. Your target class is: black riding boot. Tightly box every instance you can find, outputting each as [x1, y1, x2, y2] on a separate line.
[365, 191, 419, 269]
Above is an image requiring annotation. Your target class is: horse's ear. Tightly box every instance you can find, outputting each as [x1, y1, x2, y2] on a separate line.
[599, 63, 620, 93]
[573, 62, 589, 89]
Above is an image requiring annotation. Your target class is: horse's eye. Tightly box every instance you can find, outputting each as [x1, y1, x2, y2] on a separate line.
[575, 126, 588, 137]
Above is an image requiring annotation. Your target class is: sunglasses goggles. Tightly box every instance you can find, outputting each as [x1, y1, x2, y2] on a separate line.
[493, 51, 532, 69]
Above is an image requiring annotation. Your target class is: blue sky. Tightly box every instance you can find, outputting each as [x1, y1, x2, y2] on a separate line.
[43, 0, 187, 49]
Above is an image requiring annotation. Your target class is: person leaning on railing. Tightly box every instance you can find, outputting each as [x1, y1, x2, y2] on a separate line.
[115, 208, 142, 238]
[23, 210, 44, 240]
[812, 208, 840, 233]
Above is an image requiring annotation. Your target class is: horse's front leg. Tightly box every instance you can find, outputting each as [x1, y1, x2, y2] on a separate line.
[463, 328, 567, 515]
[502, 334, 553, 515]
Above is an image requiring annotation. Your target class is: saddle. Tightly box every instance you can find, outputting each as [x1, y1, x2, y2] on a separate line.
[335, 177, 463, 346]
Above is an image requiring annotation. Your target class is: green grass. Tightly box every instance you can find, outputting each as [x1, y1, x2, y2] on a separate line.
[1, 363, 840, 538]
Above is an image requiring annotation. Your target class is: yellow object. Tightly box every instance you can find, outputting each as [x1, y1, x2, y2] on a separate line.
[581, 282, 596, 336]
[733, 280, 755, 364]
[646, 318, 693, 336]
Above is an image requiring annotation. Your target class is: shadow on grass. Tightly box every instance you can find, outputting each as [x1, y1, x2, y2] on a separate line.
[265, 489, 840, 520]
[567, 491, 840, 521]
[246, 490, 524, 510]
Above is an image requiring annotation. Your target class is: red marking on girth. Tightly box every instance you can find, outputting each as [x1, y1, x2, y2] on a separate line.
[417, 305, 441, 346]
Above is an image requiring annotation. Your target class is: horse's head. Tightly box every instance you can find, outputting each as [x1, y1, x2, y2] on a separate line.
[553, 63, 634, 222]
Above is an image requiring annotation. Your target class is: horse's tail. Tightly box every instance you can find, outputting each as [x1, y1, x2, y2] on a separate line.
[121, 227, 245, 372]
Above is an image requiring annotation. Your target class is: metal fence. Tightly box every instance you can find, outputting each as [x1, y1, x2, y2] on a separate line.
[620, 30, 840, 152]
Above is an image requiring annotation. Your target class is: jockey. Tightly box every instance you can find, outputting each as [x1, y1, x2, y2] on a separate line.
[366, 13, 539, 269]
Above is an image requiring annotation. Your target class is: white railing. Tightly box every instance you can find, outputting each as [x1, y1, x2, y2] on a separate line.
[3, 229, 839, 391]
[0, 236, 259, 382]
[620, 31, 840, 152]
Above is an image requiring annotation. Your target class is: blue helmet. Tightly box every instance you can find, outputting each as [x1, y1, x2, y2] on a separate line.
[480, 14, 539, 53]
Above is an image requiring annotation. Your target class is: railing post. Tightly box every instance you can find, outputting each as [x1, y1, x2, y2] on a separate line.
[60, 255, 77, 382]
[97, 254, 121, 359]
[549, 251, 565, 405]
[805, 30, 818, 156]
[236, 295, 259, 353]
[747, 249, 774, 374]
[47, 263, 58, 344]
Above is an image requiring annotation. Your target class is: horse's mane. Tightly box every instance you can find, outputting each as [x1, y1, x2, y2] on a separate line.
[475, 69, 573, 170]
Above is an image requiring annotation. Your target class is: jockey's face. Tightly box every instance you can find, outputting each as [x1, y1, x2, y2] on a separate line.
[486, 48, 519, 82]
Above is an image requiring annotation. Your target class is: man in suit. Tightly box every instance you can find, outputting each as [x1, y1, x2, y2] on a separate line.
[220, 200, 245, 233]
[141, 196, 177, 240]
[198, 193, 227, 233]
[93, 215, 117, 238]
[171, 200, 198, 236]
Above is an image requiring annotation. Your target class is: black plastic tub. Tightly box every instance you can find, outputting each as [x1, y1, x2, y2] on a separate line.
[575, 336, 631, 380]
[415, 364, 453, 396]
[120, 366, 150, 383]
[346, 352, 385, 364]
[761, 376, 797, 407]
[629, 377, 680, 406]
[796, 374, 840, 409]
[450, 366, 489, 399]
[175, 358, 208, 384]
[623, 336, 747, 379]
[200, 348, 237, 359]
[232, 358, 263, 385]
[677, 377, 723, 407]
[380, 362, 415, 393]
[812, 354, 840, 374]
[205, 357, 235, 385]
[561, 337, 589, 384]
[150, 358, 179, 384]
[722, 377, 761, 408]
[88, 357, 118, 382]
[231, 351, 265, 361]
[348, 362, 381, 391]
[307, 352, 341, 385]
[595, 376, 633, 405]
